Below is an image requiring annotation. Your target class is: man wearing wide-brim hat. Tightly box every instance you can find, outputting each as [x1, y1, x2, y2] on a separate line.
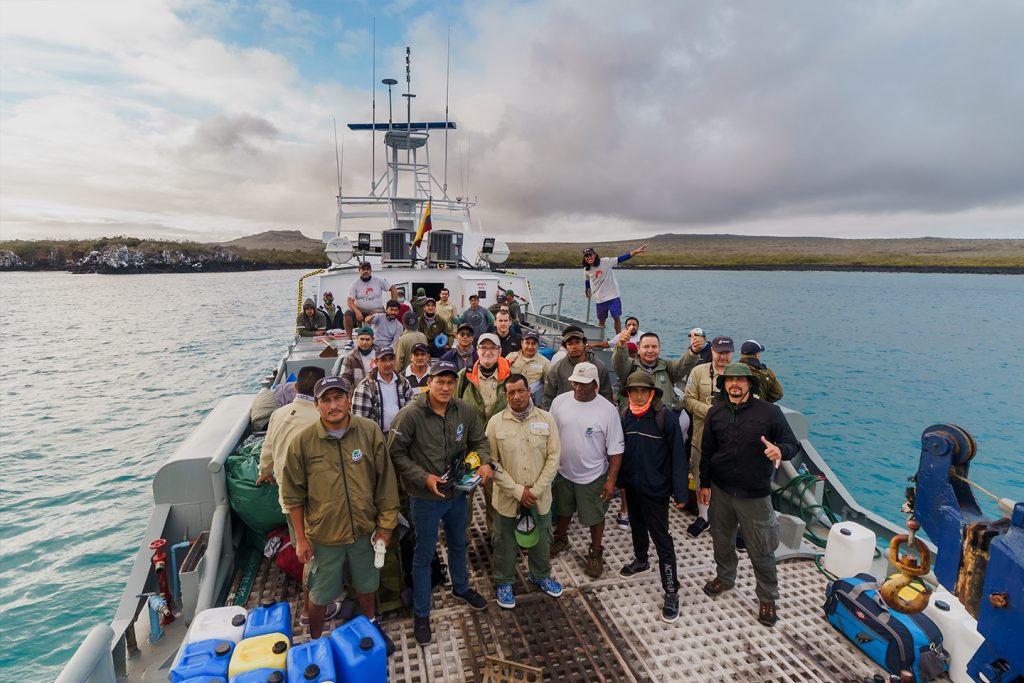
[616, 372, 688, 624]
[698, 362, 800, 627]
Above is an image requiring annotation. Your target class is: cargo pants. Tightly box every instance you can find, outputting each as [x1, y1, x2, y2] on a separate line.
[708, 483, 781, 602]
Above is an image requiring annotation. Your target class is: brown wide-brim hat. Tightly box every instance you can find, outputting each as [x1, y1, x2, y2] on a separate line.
[622, 371, 662, 400]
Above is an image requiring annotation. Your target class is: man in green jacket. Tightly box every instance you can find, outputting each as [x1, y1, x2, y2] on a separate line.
[279, 376, 400, 648]
[611, 329, 699, 411]
[387, 360, 494, 645]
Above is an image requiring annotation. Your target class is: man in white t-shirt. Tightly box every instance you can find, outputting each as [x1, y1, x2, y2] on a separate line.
[345, 261, 398, 342]
[548, 362, 625, 578]
[582, 244, 647, 336]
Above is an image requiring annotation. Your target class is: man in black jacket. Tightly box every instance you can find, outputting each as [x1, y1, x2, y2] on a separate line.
[617, 372, 688, 624]
[698, 363, 800, 627]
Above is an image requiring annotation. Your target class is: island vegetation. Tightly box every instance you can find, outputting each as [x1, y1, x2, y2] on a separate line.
[1, 230, 1021, 274]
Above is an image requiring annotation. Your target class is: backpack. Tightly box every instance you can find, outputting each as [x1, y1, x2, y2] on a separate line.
[620, 403, 671, 438]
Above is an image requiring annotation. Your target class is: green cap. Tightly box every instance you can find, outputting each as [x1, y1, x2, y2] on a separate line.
[515, 508, 539, 548]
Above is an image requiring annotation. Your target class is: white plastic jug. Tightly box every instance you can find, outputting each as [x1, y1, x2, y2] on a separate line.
[185, 606, 248, 645]
[924, 590, 983, 683]
[823, 521, 876, 578]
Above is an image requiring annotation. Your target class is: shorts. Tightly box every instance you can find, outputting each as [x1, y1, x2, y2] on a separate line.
[595, 297, 622, 322]
[554, 472, 610, 527]
[306, 535, 379, 604]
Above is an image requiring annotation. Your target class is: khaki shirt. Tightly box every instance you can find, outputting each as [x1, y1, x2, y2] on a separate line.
[683, 362, 721, 455]
[507, 352, 550, 387]
[279, 417, 400, 545]
[258, 397, 320, 512]
[435, 301, 460, 322]
[486, 406, 561, 517]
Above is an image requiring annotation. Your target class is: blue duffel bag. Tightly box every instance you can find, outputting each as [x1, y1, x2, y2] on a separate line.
[823, 573, 949, 682]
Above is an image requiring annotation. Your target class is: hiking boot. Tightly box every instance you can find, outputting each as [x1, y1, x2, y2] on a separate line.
[528, 575, 563, 598]
[702, 578, 732, 597]
[686, 517, 709, 538]
[758, 600, 779, 627]
[584, 546, 604, 579]
[661, 592, 680, 624]
[452, 587, 488, 610]
[495, 584, 516, 609]
[550, 534, 570, 558]
[616, 513, 631, 530]
[373, 618, 396, 656]
[619, 558, 650, 578]
[414, 615, 432, 645]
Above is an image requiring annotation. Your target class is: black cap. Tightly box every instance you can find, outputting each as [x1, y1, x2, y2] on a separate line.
[429, 360, 459, 377]
[375, 346, 396, 359]
[403, 311, 419, 329]
[313, 376, 350, 398]
[456, 322, 475, 334]
[562, 325, 585, 341]
[741, 339, 766, 355]
[359, 636, 375, 651]
[523, 329, 540, 341]
[304, 664, 321, 680]
[272, 640, 288, 654]
[411, 342, 429, 354]
[358, 260, 372, 268]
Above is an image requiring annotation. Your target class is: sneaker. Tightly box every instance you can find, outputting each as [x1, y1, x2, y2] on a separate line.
[661, 592, 680, 623]
[619, 559, 650, 578]
[584, 546, 604, 579]
[528, 575, 563, 598]
[414, 615, 432, 645]
[299, 600, 343, 625]
[550, 534, 570, 558]
[616, 513, 631, 530]
[686, 517, 709, 538]
[452, 587, 488, 610]
[373, 618, 396, 656]
[495, 584, 516, 609]
[735, 530, 746, 552]
[702, 578, 732, 597]
[343, 339, 354, 350]
[758, 600, 779, 627]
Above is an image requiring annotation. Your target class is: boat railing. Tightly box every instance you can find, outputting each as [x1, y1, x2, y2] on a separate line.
[54, 624, 117, 683]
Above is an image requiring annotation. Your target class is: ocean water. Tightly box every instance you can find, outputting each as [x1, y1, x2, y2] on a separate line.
[1, 267, 1022, 680]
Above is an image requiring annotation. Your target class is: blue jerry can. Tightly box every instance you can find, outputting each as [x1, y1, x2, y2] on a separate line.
[229, 667, 285, 682]
[330, 615, 386, 683]
[244, 599, 293, 642]
[170, 639, 234, 682]
[287, 637, 336, 683]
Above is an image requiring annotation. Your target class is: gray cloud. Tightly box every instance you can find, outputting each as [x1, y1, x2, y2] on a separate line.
[190, 114, 280, 155]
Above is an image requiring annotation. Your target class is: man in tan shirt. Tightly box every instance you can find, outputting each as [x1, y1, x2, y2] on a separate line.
[486, 374, 562, 609]
[506, 329, 550, 406]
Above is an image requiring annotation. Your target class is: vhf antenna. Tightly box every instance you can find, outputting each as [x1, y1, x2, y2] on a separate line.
[370, 17, 376, 196]
[443, 26, 451, 195]
[402, 47, 416, 164]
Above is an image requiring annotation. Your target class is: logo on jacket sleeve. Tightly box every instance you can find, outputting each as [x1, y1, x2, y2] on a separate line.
[456, 423, 465, 442]
[351, 448, 363, 463]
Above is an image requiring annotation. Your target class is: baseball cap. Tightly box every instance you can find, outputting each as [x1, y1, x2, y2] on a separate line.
[567, 361, 599, 385]
[689, 327, 706, 338]
[313, 376, 350, 398]
[504, 289, 514, 296]
[358, 260, 372, 268]
[582, 247, 596, 256]
[416, 287, 426, 295]
[477, 333, 500, 348]
[456, 322, 475, 335]
[515, 508, 539, 548]
[523, 329, 540, 341]
[741, 339, 766, 355]
[402, 311, 419, 330]
[375, 346, 396, 359]
[424, 297, 436, 305]
[561, 326, 585, 342]
[356, 326, 374, 338]
[711, 335, 734, 353]
[429, 360, 459, 377]
[411, 342, 429, 354]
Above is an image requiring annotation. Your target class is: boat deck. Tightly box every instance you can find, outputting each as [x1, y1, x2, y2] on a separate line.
[226, 494, 925, 683]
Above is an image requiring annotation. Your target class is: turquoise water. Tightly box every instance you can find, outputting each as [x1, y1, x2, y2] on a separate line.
[1, 268, 1022, 680]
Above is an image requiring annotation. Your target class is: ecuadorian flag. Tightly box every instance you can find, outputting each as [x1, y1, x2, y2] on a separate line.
[414, 199, 432, 247]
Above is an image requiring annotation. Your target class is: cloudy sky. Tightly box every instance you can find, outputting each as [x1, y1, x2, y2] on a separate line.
[2, 0, 1022, 242]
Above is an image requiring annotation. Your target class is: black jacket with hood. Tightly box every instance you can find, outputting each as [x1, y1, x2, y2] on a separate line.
[617, 401, 688, 501]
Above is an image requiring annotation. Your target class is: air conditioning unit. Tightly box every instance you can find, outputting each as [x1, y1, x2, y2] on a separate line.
[428, 230, 463, 266]
[381, 229, 415, 264]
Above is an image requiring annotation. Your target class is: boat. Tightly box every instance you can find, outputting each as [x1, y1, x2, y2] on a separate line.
[56, 54, 1022, 683]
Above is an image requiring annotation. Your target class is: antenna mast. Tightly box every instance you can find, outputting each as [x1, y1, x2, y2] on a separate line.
[370, 17, 376, 196]
[443, 26, 451, 195]
[333, 118, 342, 192]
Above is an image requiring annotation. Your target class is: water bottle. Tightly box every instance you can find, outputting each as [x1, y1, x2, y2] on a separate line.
[373, 539, 387, 569]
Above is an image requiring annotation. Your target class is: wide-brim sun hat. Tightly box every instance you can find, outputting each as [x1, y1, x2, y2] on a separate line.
[716, 362, 756, 392]
[622, 371, 663, 401]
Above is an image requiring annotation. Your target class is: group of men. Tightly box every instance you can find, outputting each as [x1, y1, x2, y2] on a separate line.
[268, 264, 799, 653]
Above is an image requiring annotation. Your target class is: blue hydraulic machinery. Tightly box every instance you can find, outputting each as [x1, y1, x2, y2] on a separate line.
[894, 423, 1023, 683]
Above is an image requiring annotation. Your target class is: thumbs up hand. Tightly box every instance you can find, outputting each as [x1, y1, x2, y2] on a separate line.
[761, 436, 782, 468]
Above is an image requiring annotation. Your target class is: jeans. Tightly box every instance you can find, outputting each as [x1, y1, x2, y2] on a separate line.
[624, 488, 678, 594]
[410, 494, 470, 617]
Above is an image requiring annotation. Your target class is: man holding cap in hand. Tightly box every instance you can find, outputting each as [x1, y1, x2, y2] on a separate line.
[279, 376, 400, 647]
[698, 362, 800, 628]
[387, 360, 494, 644]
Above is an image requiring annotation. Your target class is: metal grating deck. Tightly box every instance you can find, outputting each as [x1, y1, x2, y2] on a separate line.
[226, 493, 943, 682]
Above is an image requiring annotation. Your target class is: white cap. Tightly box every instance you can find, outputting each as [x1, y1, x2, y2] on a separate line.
[567, 361, 599, 385]
[477, 332, 501, 349]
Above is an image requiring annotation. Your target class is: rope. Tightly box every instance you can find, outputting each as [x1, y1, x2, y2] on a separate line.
[951, 472, 1002, 505]
[771, 474, 841, 548]
[296, 268, 326, 315]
